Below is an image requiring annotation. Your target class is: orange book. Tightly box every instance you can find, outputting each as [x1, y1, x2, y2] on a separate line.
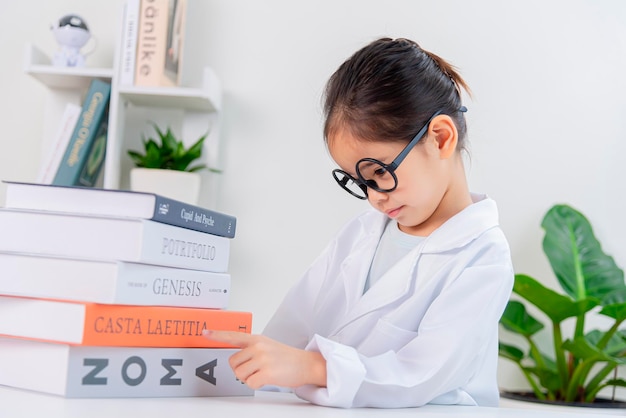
[0, 295, 251, 348]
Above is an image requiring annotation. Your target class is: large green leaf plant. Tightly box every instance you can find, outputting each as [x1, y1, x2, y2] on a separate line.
[499, 204, 626, 403]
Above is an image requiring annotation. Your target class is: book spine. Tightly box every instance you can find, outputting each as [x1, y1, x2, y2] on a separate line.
[52, 79, 111, 187]
[117, 262, 231, 308]
[139, 218, 231, 272]
[0, 252, 230, 309]
[151, 194, 237, 238]
[77, 108, 108, 187]
[0, 337, 253, 398]
[80, 303, 252, 347]
[37, 103, 82, 184]
[162, 0, 187, 86]
[66, 346, 252, 397]
[119, 0, 141, 86]
[0, 295, 252, 348]
[134, 0, 170, 86]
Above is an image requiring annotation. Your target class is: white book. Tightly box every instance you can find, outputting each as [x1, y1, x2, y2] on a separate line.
[0, 337, 253, 398]
[3, 181, 236, 238]
[119, 0, 141, 86]
[37, 103, 82, 184]
[0, 251, 230, 308]
[0, 209, 230, 272]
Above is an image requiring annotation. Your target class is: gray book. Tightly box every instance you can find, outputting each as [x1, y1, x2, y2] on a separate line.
[0, 337, 253, 398]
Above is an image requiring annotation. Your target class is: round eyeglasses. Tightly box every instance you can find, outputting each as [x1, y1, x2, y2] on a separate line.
[332, 108, 465, 199]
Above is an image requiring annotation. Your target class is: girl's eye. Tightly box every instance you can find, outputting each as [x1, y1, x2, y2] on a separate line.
[373, 167, 387, 177]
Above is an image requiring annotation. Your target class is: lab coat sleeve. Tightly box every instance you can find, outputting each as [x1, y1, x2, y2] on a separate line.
[295, 263, 514, 408]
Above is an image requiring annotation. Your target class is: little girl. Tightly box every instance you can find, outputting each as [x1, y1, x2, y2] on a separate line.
[205, 37, 514, 408]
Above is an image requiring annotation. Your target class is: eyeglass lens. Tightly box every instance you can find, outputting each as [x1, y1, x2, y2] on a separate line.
[332, 170, 368, 199]
[356, 159, 396, 192]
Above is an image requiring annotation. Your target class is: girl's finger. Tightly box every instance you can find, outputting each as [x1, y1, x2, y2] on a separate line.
[202, 329, 254, 347]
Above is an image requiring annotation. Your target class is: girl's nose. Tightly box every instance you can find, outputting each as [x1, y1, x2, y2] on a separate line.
[367, 187, 389, 204]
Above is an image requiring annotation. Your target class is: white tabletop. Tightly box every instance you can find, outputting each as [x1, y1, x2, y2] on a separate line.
[1, 386, 625, 418]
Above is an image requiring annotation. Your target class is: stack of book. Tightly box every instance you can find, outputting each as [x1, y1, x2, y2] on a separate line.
[0, 180, 253, 398]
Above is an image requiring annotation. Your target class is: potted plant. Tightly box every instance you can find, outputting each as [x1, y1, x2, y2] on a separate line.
[127, 122, 217, 204]
[499, 204, 626, 408]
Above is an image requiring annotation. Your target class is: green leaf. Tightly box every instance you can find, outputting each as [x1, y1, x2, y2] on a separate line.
[525, 366, 562, 392]
[162, 128, 178, 152]
[513, 274, 599, 323]
[602, 287, 626, 306]
[127, 150, 144, 166]
[186, 133, 207, 156]
[500, 300, 544, 336]
[498, 342, 524, 363]
[541, 205, 624, 302]
[187, 163, 208, 172]
[586, 330, 626, 356]
[563, 336, 626, 365]
[599, 302, 626, 323]
[603, 378, 626, 388]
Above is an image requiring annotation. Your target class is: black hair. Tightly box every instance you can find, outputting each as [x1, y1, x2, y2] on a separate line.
[323, 38, 471, 151]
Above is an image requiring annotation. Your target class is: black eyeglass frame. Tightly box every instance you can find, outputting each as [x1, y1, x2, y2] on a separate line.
[332, 107, 466, 199]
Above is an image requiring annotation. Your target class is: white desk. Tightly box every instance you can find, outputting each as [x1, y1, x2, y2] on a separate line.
[1, 386, 625, 418]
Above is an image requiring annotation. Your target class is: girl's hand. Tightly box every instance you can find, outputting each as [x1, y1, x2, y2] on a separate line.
[203, 330, 327, 390]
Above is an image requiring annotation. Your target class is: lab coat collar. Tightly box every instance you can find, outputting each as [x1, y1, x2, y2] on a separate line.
[336, 193, 500, 330]
[355, 193, 499, 254]
[422, 193, 500, 253]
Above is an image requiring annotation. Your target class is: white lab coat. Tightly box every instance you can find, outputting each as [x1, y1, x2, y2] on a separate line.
[262, 194, 514, 408]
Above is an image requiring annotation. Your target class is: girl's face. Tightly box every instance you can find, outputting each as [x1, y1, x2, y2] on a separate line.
[328, 125, 467, 236]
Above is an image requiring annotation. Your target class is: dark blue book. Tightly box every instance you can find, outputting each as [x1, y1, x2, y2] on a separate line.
[52, 79, 111, 187]
[3, 181, 236, 238]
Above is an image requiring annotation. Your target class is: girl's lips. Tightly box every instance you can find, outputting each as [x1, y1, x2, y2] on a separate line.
[386, 206, 402, 218]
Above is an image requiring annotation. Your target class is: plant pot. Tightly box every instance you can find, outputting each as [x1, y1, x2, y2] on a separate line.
[500, 391, 626, 414]
[130, 168, 201, 204]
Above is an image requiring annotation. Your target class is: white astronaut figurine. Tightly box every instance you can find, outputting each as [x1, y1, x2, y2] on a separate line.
[51, 14, 92, 67]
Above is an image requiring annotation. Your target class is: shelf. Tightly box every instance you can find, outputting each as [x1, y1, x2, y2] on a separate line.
[24, 43, 113, 89]
[118, 86, 217, 112]
[25, 66, 114, 90]
[118, 67, 222, 112]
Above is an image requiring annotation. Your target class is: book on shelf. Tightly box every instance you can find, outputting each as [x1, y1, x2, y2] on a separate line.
[119, 0, 141, 86]
[0, 337, 254, 398]
[163, 0, 187, 86]
[0, 208, 230, 272]
[3, 181, 237, 238]
[37, 103, 82, 184]
[0, 251, 230, 309]
[0, 295, 252, 348]
[135, 0, 187, 87]
[52, 79, 111, 187]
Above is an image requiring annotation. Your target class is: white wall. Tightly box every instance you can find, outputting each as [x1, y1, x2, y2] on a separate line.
[1, 0, 626, 393]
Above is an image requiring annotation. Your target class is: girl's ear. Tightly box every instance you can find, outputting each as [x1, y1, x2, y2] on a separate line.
[429, 115, 458, 159]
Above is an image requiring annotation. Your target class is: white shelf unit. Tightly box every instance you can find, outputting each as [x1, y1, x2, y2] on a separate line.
[24, 1, 223, 209]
